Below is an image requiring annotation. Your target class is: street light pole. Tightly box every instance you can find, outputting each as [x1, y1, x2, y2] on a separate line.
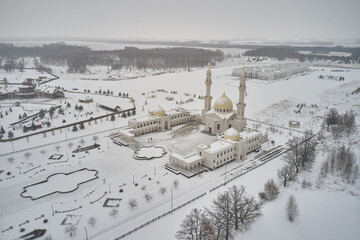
[224, 163, 227, 185]
[170, 189, 173, 213]
[84, 226, 88, 240]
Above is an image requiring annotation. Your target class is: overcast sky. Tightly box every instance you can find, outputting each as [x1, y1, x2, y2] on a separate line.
[0, 0, 359, 41]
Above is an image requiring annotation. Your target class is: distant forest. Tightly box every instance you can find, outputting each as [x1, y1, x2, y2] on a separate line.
[0, 43, 224, 73]
[244, 47, 360, 64]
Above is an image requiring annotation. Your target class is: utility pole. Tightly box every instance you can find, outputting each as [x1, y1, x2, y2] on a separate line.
[170, 189, 173, 213]
[84, 226, 88, 240]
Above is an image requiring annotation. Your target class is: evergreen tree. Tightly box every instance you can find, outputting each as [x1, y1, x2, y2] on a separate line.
[79, 122, 85, 129]
[8, 131, 14, 139]
[0, 126, 5, 134]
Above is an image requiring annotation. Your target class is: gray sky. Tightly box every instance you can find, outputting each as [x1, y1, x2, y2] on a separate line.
[0, 0, 359, 41]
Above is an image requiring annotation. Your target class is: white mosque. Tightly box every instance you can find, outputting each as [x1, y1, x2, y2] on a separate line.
[168, 64, 268, 175]
[119, 63, 267, 175]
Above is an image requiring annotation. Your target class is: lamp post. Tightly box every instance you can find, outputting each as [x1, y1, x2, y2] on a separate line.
[224, 163, 227, 185]
[84, 226, 88, 240]
[170, 189, 173, 213]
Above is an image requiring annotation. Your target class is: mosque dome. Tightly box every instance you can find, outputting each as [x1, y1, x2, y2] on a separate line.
[223, 127, 240, 141]
[153, 105, 166, 117]
[214, 93, 233, 111]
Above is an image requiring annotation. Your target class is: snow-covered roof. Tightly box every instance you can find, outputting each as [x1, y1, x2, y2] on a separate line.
[171, 153, 204, 164]
[205, 109, 236, 120]
[119, 128, 135, 137]
[203, 140, 233, 154]
[129, 115, 159, 122]
[240, 130, 261, 139]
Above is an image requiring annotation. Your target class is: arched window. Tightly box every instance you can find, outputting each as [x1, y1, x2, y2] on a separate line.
[229, 124, 232, 128]
[217, 124, 220, 130]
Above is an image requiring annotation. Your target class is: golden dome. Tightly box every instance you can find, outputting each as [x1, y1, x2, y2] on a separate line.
[224, 127, 240, 141]
[214, 93, 233, 111]
[153, 105, 166, 117]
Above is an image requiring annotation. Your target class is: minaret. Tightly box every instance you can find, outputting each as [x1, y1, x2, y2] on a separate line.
[203, 62, 212, 112]
[236, 62, 246, 120]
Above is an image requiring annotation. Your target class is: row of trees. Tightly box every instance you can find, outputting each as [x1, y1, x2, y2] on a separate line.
[278, 132, 317, 187]
[325, 109, 356, 137]
[320, 145, 359, 183]
[176, 185, 262, 240]
[0, 43, 224, 73]
[244, 47, 359, 64]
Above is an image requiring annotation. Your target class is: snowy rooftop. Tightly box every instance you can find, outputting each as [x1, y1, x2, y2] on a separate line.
[205, 109, 236, 120]
[203, 140, 233, 154]
[171, 153, 204, 164]
[129, 114, 159, 122]
[240, 129, 262, 139]
[119, 128, 135, 137]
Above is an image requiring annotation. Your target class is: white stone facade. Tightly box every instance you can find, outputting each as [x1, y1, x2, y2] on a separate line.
[119, 108, 195, 142]
[170, 64, 268, 172]
[232, 63, 309, 81]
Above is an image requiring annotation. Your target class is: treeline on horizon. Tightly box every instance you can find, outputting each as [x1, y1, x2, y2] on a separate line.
[244, 47, 360, 63]
[0, 43, 224, 73]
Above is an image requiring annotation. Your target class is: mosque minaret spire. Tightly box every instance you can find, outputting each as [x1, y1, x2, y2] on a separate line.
[236, 62, 246, 120]
[203, 62, 213, 112]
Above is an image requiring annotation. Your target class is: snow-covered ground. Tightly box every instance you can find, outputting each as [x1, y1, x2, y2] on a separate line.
[0, 68, 53, 84]
[0, 62, 359, 240]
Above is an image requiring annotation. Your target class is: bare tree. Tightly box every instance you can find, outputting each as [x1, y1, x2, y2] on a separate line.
[92, 135, 99, 142]
[79, 138, 85, 146]
[88, 217, 97, 227]
[128, 198, 138, 209]
[352, 165, 359, 183]
[159, 187, 167, 195]
[24, 152, 32, 160]
[65, 224, 77, 238]
[299, 132, 317, 171]
[172, 179, 180, 189]
[237, 195, 262, 232]
[68, 142, 74, 149]
[228, 185, 246, 231]
[176, 208, 213, 240]
[283, 137, 301, 173]
[206, 191, 234, 240]
[144, 193, 153, 202]
[277, 164, 297, 187]
[321, 146, 359, 183]
[55, 145, 61, 152]
[109, 208, 118, 218]
[263, 179, 279, 201]
[286, 195, 299, 222]
[40, 149, 46, 156]
[7, 156, 15, 164]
